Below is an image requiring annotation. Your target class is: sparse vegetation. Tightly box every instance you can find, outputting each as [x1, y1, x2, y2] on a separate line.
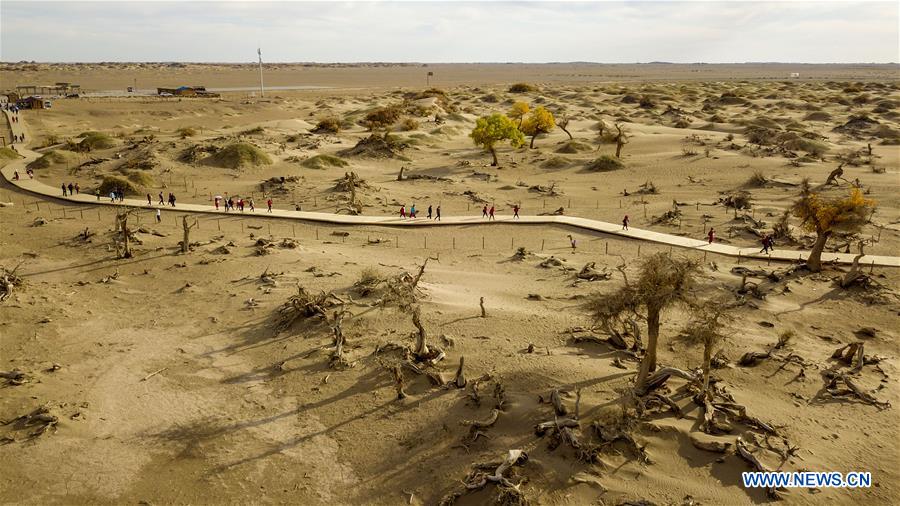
[313, 117, 342, 134]
[302, 154, 349, 170]
[585, 155, 624, 171]
[508, 82, 537, 93]
[204, 143, 272, 169]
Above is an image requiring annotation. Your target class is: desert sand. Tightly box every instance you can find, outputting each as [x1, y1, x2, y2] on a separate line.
[1, 63, 899, 505]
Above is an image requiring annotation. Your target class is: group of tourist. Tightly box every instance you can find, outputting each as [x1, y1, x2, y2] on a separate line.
[399, 203, 441, 221]
[213, 194, 274, 213]
[61, 182, 80, 196]
[11, 168, 34, 180]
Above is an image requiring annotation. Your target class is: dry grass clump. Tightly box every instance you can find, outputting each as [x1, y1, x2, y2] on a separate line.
[97, 176, 140, 195]
[312, 117, 342, 134]
[0, 147, 19, 160]
[555, 140, 592, 153]
[745, 171, 769, 187]
[204, 143, 272, 169]
[541, 156, 570, 169]
[585, 155, 624, 172]
[363, 105, 403, 130]
[301, 154, 349, 170]
[508, 83, 537, 93]
[400, 118, 420, 131]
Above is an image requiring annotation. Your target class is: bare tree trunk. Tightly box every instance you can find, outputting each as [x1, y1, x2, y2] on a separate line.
[412, 306, 428, 356]
[841, 241, 866, 288]
[490, 146, 498, 167]
[636, 306, 661, 389]
[702, 342, 712, 396]
[479, 297, 486, 318]
[807, 231, 831, 273]
[529, 135, 536, 149]
[181, 216, 196, 254]
[397, 166, 405, 181]
[615, 140, 624, 158]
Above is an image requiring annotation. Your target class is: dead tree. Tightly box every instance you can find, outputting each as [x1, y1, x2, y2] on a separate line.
[454, 356, 467, 388]
[181, 215, 198, 253]
[613, 122, 629, 158]
[840, 241, 867, 288]
[479, 297, 487, 318]
[439, 450, 529, 506]
[114, 209, 139, 259]
[330, 310, 351, 368]
[410, 305, 445, 364]
[558, 116, 573, 140]
[825, 163, 845, 186]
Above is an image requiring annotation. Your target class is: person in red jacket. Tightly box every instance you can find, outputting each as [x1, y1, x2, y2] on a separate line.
[707, 228, 716, 244]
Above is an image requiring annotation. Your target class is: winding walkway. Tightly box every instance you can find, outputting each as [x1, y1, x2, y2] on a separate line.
[2, 109, 897, 267]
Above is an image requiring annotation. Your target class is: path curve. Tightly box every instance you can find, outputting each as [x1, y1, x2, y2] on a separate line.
[2, 109, 897, 267]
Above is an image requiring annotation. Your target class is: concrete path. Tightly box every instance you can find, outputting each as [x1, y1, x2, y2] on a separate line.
[2, 109, 898, 268]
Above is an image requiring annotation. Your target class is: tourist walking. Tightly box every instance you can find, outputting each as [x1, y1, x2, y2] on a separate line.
[427, 205, 433, 219]
[248, 198, 255, 212]
[61, 183, 67, 196]
[158, 192, 165, 205]
[147, 193, 152, 205]
[96, 189, 101, 200]
[168, 193, 176, 207]
[488, 205, 495, 221]
[435, 205, 441, 221]
[568, 234, 577, 251]
[482, 204, 488, 218]
[513, 204, 520, 219]
[622, 215, 629, 230]
[410, 204, 417, 219]
[707, 228, 715, 244]
[13, 171, 19, 180]
[400, 205, 406, 218]
[267, 198, 273, 213]
[156, 209, 161, 223]
[760, 234, 775, 254]
[214, 196, 220, 210]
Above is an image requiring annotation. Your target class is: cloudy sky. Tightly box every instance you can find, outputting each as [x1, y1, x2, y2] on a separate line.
[1, 1, 898, 63]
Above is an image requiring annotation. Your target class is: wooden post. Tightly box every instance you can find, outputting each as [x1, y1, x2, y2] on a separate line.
[511, 237, 514, 249]
[292, 224, 296, 237]
[217, 219, 221, 231]
[98, 209, 102, 221]
[869, 260, 875, 274]
[482, 236, 485, 249]
[541, 239, 545, 251]
[605, 242, 608, 254]
[316, 228, 319, 240]
[424, 236, 427, 249]
[703, 251, 707, 262]
[453, 237, 455, 250]
[568, 198, 571, 208]
[241, 221, 244, 233]
[268, 223, 271, 235]
[637, 244, 641, 257]
[80, 209, 84, 219]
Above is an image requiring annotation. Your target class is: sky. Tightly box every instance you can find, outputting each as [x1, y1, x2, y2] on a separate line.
[1, 1, 898, 63]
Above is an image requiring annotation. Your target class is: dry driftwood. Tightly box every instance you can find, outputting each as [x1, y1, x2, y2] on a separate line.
[439, 449, 529, 506]
[636, 367, 700, 396]
[0, 369, 29, 386]
[822, 371, 890, 408]
[576, 262, 612, 281]
[0, 263, 24, 303]
[736, 436, 780, 499]
[6, 405, 59, 438]
[275, 285, 345, 334]
[738, 351, 772, 367]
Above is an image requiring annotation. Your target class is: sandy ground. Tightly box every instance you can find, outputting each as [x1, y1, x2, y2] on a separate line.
[1, 65, 899, 505]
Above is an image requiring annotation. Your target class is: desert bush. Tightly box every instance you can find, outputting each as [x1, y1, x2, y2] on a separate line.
[541, 156, 569, 169]
[177, 127, 197, 138]
[97, 176, 140, 195]
[363, 105, 403, 130]
[555, 140, 591, 153]
[745, 171, 768, 187]
[125, 171, 155, 186]
[301, 154, 349, 170]
[585, 155, 624, 171]
[240, 126, 265, 136]
[400, 118, 420, 131]
[508, 83, 537, 93]
[312, 117, 342, 134]
[204, 143, 272, 169]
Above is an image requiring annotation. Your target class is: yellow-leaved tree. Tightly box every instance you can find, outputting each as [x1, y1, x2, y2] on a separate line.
[521, 106, 556, 148]
[508, 101, 530, 128]
[791, 180, 876, 272]
[470, 113, 526, 166]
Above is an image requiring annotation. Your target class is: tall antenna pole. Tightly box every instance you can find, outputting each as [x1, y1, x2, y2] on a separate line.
[257, 47, 265, 98]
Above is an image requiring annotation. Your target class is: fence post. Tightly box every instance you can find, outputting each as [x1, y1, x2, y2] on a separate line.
[637, 244, 641, 257]
[482, 237, 485, 249]
[292, 224, 296, 237]
[453, 237, 456, 250]
[605, 242, 608, 255]
[541, 239, 545, 251]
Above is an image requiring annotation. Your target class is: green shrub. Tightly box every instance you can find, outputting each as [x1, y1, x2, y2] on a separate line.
[301, 154, 349, 170]
[27, 150, 68, 169]
[77, 132, 116, 152]
[126, 171, 155, 186]
[0, 147, 21, 160]
[97, 176, 140, 195]
[204, 143, 272, 169]
[508, 83, 537, 93]
[585, 155, 624, 171]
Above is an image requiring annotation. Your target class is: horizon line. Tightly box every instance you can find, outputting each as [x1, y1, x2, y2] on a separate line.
[3, 61, 899, 65]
